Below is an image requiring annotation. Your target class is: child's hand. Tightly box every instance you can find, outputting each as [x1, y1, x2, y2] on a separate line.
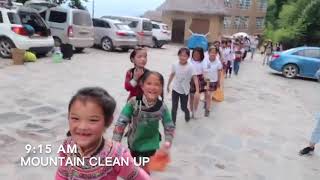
[133, 68, 144, 80]
[160, 142, 171, 155]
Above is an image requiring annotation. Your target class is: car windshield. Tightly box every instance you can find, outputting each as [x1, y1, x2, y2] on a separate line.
[7, 12, 21, 24]
[115, 23, 131, 31]
[73, 11, 92, 26]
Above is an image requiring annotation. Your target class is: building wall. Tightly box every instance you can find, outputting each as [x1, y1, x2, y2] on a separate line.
[162, 0, 266, 43]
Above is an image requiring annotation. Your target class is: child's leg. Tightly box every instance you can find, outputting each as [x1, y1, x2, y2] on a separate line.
[189, 94, 194, 116]
[180, 93, 190, 122]
[193, 92, 200, 118]
[310, 114, 320, 146]
[171, 90, 180, 125]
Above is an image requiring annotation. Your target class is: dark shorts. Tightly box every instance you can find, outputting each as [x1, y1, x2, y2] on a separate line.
[130, 149, 156, 160]
[190, 74, 206, 93]
[207, 82, 218, 92]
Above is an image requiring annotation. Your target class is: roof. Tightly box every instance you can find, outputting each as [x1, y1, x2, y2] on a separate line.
[161, 0, 227, 15]
[101, 15, 150, 21]
[100, 18, 122, 24]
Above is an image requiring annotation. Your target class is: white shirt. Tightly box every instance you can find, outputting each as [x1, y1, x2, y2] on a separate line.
[222, 47, 232, 62]
[172, 62, 196, 95]
[189, 59, 204, 75]
[203, 58, 223, 82]
[251, 39, 259, 49]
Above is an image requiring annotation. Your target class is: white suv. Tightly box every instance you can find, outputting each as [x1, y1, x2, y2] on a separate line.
[0, 5, 54, 58]
[151, 21, 171, 48]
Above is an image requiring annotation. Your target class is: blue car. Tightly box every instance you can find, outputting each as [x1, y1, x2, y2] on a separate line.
[269, 47, 320, 80]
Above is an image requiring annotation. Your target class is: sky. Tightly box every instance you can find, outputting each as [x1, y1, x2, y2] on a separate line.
[84, 0, 166, 18]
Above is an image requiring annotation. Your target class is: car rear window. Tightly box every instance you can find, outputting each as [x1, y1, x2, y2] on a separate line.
[143, 21, 152, 31]
[49, 11, 67, 23]
[73, 11, 92, 26]
[19, 11, 47, 28]
[115, 23, 131, 31]
[152, 23, 160, 29]
[128, 21, 138, 28]
[7, 12, 21, 24]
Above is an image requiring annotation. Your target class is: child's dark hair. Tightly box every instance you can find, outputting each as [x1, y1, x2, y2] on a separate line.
[209, 46, 219, 53]
[68, 87, 116, 128]
[141, 71, 165, 101]
[130, 47, 146, 62]
[192, 47, 205, 61]
[178, 47, 190, 57]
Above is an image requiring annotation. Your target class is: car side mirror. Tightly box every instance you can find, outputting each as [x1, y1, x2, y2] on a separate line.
[23, 24, 35, 36]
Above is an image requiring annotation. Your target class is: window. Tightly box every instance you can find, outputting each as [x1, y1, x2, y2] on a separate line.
[152, 23, 160, 29]
[128, 21, 138, 28]
[304, 49, 320, 59]
[224, 0, 232, 8]
[239, 0, 251, 9]
[256, 17, 264, 29]
[223, 16, 232, 29]
[103, 22, 110, 28]
[143, 21, 152, 31]
[40, 11, 46, 20]
[7, 12, 21, 24]
[49, 11, 67, 23]
[115, 24, 131, 31]
[258, 0, 268, 12]
[240, 16, 249, 29]
[73, 12, 92, 26]
[234, 16, 240, 29]
[0, 11, 3, 23]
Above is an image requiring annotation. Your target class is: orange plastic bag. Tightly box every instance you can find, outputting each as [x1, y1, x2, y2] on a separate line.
[147, 143, 171, 172]
[212, 87, 224, 102]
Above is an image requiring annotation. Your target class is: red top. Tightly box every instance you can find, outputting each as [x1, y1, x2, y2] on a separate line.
[124, 68, 149, 101]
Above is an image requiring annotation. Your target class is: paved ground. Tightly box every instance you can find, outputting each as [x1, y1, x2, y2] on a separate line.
[0, 45, 319, 180]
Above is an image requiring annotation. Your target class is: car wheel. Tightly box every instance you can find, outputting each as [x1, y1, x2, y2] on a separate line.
[101, 37, 114, 51]
[152, 38, 158, 48]
[53, 37, 62, 47]
[75, 48, 84, 53]
[0, 38, 15, 58]
[282, 64, 299, 79]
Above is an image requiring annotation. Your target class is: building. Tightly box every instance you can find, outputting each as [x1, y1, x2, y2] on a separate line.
[160, 0, 267, 43]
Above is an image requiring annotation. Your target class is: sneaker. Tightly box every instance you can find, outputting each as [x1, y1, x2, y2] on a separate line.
[204, 110, 210, 117]
[193, 111, 199, 119]
[299, 146, 315, 155]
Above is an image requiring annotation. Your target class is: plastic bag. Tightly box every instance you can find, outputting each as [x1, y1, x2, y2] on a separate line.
[147, 142, 171, 172]
[24, 51, 37, 62]
[212, 87, 224, 102]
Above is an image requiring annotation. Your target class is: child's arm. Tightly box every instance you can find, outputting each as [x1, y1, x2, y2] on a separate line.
[112, 102, 134, 142]
[124, 70, 137, 92]
[167, 72, 175, 93]
[161, 104, 175, 146]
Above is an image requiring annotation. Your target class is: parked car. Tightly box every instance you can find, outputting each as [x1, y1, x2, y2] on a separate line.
[25, 0, 94, 52]
[316, 68, 320, 82]
[151, 21, 171, 48]
[101, 15, 153, 47]
[92, 18, 137, 52]
[269, 47, 320, 80]
[0, 5, 54, 58]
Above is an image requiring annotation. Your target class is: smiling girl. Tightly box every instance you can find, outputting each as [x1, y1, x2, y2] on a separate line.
[55, 87, 150, 180]
[113, 71, 175, 174]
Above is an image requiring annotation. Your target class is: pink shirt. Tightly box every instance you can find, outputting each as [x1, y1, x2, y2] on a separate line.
[55, 137, 150, 180]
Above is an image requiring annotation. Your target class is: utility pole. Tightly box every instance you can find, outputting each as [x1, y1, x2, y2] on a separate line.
[92, 0, 94, 18]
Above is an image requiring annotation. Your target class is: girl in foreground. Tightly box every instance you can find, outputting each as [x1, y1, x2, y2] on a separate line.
[55, 87, 150, 180]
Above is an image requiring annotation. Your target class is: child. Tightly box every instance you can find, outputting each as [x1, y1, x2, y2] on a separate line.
[125, 47, 150, 101]
[299, 113, 320, 155]
[203, 46, 223, 117]
[233, 43, 242, 75]
[167, 47, 199, 124]
[263, 41, 273, 65]
[55, 87, 150, 180]
[113, 71, 175, 173]
[189, 47, 206, 119]
[221, 41, 232, 78]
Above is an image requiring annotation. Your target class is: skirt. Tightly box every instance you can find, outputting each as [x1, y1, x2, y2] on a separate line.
[190, 74, 206, 93]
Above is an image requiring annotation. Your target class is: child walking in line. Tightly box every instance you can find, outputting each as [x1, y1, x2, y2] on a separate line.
[125, 47, 150, 101]
[203, 46, 223, 117]
[167, 48, 199, 124]
[263, 41, 273, 65]
[55, 87, 150, 180]
[233, 43, 242, 75]
[222, 41, 233, 78]
[299, 113, 320, 155]
[189, 47, 206, 119]
[113, 71, 175, 174]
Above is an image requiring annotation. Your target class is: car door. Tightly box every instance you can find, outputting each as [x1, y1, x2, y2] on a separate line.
[47, 9, 68, 44]
[93, 19, 103, 45]
[299, 49, 320, 77]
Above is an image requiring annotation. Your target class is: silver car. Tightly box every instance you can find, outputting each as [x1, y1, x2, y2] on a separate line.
[93, 18, 137, 52]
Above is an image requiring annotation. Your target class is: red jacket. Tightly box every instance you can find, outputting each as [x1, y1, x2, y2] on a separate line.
[124, 68, 149, 101]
